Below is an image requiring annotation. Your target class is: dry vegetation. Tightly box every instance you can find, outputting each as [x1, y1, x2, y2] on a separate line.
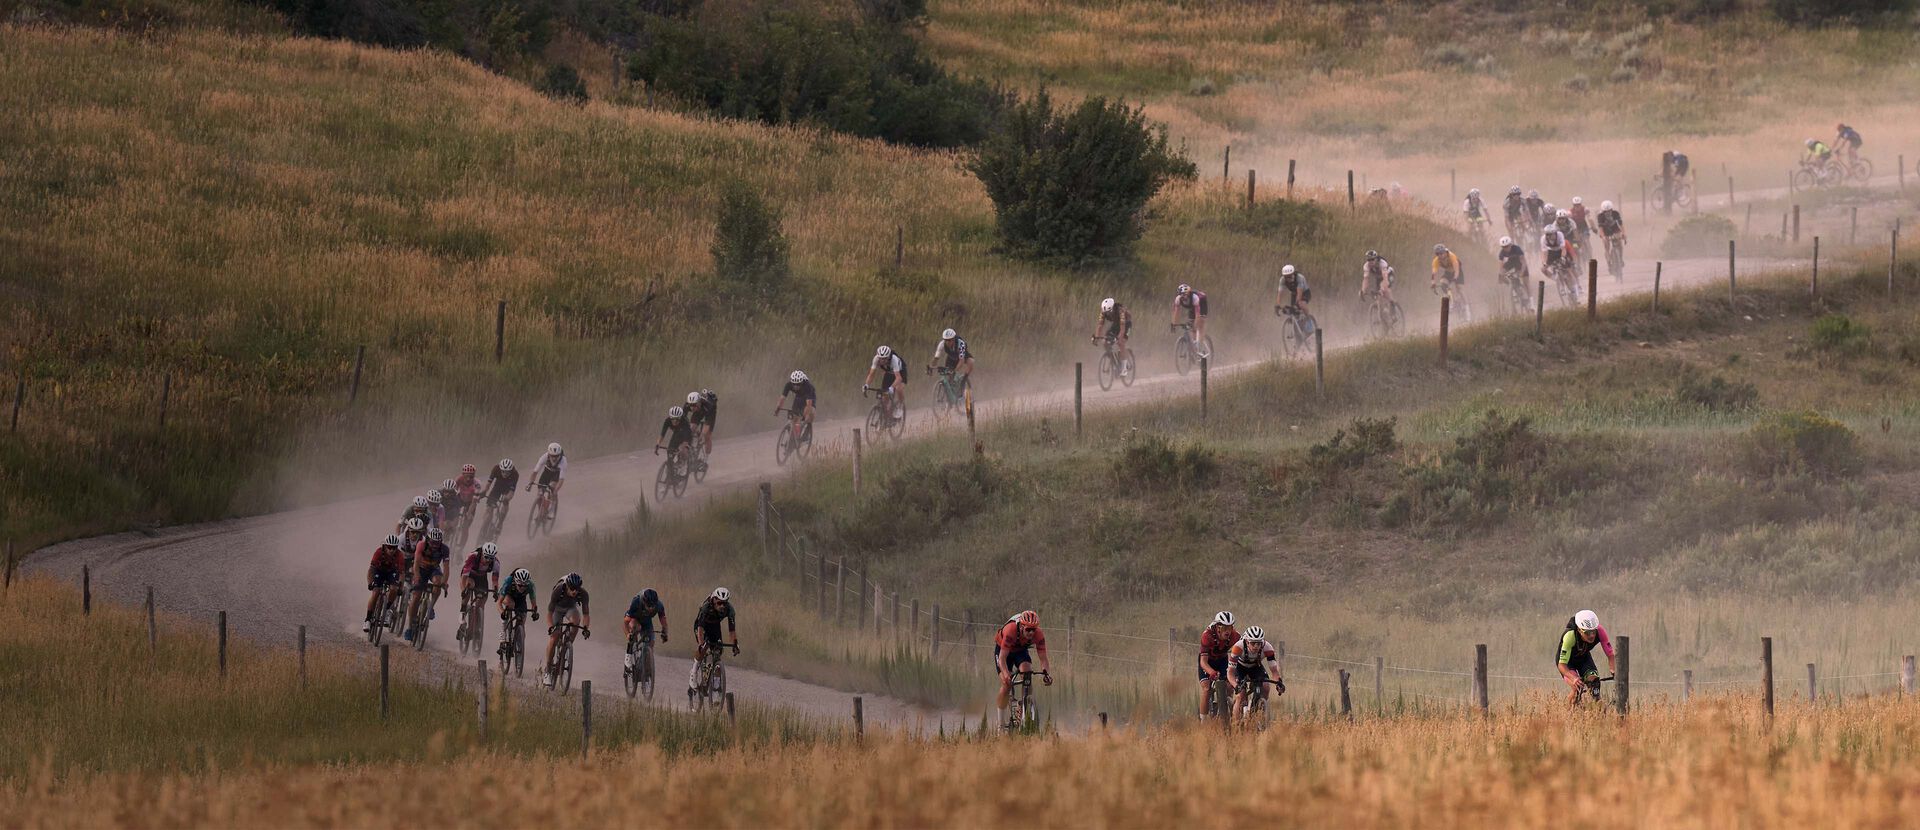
[10, 696, 1920, 828]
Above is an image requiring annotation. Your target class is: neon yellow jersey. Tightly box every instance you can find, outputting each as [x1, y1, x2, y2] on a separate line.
[1432, 252, 1461, 278]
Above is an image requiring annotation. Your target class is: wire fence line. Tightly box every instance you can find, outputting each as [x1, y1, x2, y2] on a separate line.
[757, 494, 1920, 707]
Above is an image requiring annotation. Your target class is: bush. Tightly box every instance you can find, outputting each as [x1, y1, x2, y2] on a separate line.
[1306, 417, 1399, 475]
[1659, 214, 1739, 259]
[1810, 313, 1871, 356]
[538, 64, 588, 104]
[711, 182, 789, 289]
[1112, 433, 1217, 491]
[1674, 370, 1759, 412]
[1771, 0, 1915, 25]
[1746, 411, 1862, 478]
[968, 90, 1196, 265]
[833, 455, 1010, 554]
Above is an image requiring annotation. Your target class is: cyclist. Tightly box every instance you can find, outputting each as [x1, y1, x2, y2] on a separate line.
[623, 587, 669, 670]
[404, 527, 452, 641]
[1524, 189, 1546, 231]
[1568, 197, 1593, 249]
[497, 567, 537, 627]
[690, 587, 738, 691]
[1430, 244, 1469, 319]
[400, 516, 427, 556]
[863, 345, 908, 420]
[1669, 150, 1691, 180]
[1503, 186, 1527, 237]
[657, 405, 695, 470]
[994, 610, 1053, 716]
[482, 459, 518, 514]
[527, 442, 566, 511]
[1093, 298, 1132, 354]
[541, 572, 591, 687]
[396, 495, 436, 535]
[1835, 123, 1862, 163]
[1275, 265, 1312, 331]
[364, 534, 406, 634]
[1226, 626, 1283, 724]
[1556, 609, 1616, 706]
[448, 464, 481, 522]
[928, 328, 974, 392]
[1597, 200, 1626, 264]
[685, 389, 718, 456]
[1197, 610, 1239, 717]
[1171, 283, 1209, 354]
[1462, 188, 1488, 234]
[1497, 235, 1528, 295]
[1360, 250, 1396, 307]
[1553, 209, 1579, 251]
[460, 541, 502, 606]
[1542, 222, 1574, 286]
[425, 490, 447, 527]
[775, 370, 817, 428]
[1804, 138, 1833, 169]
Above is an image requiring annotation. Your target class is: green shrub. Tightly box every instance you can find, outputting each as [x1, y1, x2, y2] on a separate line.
[1305, 417, 1399, 475]
[1771, 0, 1915, 25]
[711, 181, 790, 289]
[537, 64, 588, 104]
[1659, 214, 1739, 259]
[833, 455, 1011, 554]
[1395, 411, 1630, 533]
[968, 89, 1196, 265]
[1674, 370, 1759, 412]
[1111, 433, 1217, 490]
[1810, 313, 1871, 356]
[1746, 411, 1862, 478]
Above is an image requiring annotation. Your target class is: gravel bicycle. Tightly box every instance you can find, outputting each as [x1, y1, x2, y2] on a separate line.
[1792, 159, 1846, 191]
[1432, 278, 1473, 324]
[497, 606, 531, 678]
[406, 580, 445, 651]
[478, 494, 512, 545]
[624, 632, 659, 701]
[1275, 304, 1316, 360]
[545, 621, 586, 695]
[862, 385, 906, 442]
[448, 501, 476, 549]
[1580, 673, 1615, 706]
[1500, 268, 1532, 316]
[928, 365, 970, 423]
[773, 407, 813, 466]
[367, 578, 404, 646]
[1171, 322, 1213, 375]
[1603, 235, 1626, 282]
[525, 484, 556, 539]
[654, 444, 691, 501]
[1360, 289, 1404, 341]
[689, 640, 736, 712]
[1546, 257, 1581, 308]
[1092, 335, 1136, 391]
[1003, 668, 1051, 733]
[454, 587, 493, 657]
[1234, 675, 1284, 731]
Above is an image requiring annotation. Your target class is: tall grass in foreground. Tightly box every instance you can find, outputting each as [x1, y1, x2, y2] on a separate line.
[0, 576, 826, 777]
[10, 697, 1920, 827]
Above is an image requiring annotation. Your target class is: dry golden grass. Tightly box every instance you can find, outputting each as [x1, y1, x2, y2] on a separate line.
[10, 695, 1920, 828]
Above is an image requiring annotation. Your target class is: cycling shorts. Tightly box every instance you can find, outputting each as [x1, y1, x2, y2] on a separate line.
[1181, 297, 1209, 318]
[1103, 320, 1131, 340]
[1564, 651, 1599, 681]
[371, 568, 401, 588]
[536, 466, 562, 488]
[1364, 272, 1390, 293]
[667, 432, 693, 452]
[463, 573, 492, 595]
[1229, 661, 1271, 684]
[998, 646, 1033, 674]
[552, 605, 582, 629]
[881, 371, 903, 392]
[697, 620, 725, 647]
[1197, 654, 1228, 682]
[412, 565, 442, 590]
[503, 591, 532, 613]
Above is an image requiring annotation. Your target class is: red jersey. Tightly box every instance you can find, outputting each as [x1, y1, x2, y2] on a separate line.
[996, 620, 1046, 651]
[453, 473, 481, 501]
[369, 545, 404, 573]
[1199, 625, 1240, 659]
[461, 551, 499, 578]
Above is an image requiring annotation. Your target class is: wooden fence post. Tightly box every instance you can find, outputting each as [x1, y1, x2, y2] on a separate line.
[1812, 237, 1821, 299]
[1727, 176, 1734, 208]
[835, 559, 846, 627]
[1653, 262, 1663, 312]
[477, 660, 490, 739]
[817, 556, 828, 621]
[1728, 240, 1737, 299]
[1616, 635, 1630, 716]
[910, 599, 920, 649]
[1374, 656, 1384, 715]
[1314, 328, 1325, 396]
[931, 603, 942, 660]
[1074, 362, 1083, 440]
[3, 540, 12, 591]
[1535, 281, 1545, 339]
[1438, 297, 1450, 365]
[1473, 644, 1488, 716]
[1099, 712, 1108, 729]
[1286, 159, 1296, 199]
[145, 586, 156, 652]
[1745, 203, 1753, 236]
[217, 610, 227, 678]
[1067, 615, 1076, 679]
[1339, 669, 1353, 721]
[1891, 227, 1900, 300]
[348, 345, 366, 405]
[1247, 168, 1256, 207]
[157, 374, 171, 429]
[581, 680, 592, 759]
[1683, 669, 1693, 704]
[380, 644, 390, 721]
[1199, 357, 1208, 420]
[1806, 662, 1817, 704]
[1792, 204, 1801, 243]
[1761, 636, 1774, 721]
[757, 482, 771, 559]
[298, 625, 307, 691]
[1347, 170, 1355, 209]
[854, 696, 865, 738]
[1168, 627, 1177, 676]
[1903, 656, 1915, 696]
[726, 692, 736, 727]
[493, 300, 506, 363]
[1222, 145, 1230, 182]
[851, 429, 864, 496]
[1586, 259, 1597, 321]
[966, 609, 977, 675]
[82, 565, 90, 615]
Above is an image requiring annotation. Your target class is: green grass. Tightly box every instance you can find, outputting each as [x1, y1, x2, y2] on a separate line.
[0, 575, 827, 776]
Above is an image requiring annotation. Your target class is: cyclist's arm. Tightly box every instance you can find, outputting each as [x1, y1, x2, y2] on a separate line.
[657, 604, 669, 636]
[1034, 630, 1051, 673]
[725, 604, 737, 637]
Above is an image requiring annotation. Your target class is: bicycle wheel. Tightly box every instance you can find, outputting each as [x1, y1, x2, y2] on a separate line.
[1281, 317, 1303, 360]
[1174, 336, 1192, 375]
[672, 461, 690, 497]
[641, 646, 656, 702]
[654, 460, 672, 501]
[624, 644, 639, 698]
[1097, 353, 1117, 391]
[512, 624, 525, 677]
[524, 502, 538, 540]
[411, 602, 430, 651]
[797, 422, 813, 458]
[692, 453, 707, 484]
[1118, 350, 1136, 386]
[1792, 168, 1815, 191]
[865, 404, 883, 440]
[887, 402, 906, 440]
[1851, 158, 1874, 182]
[558, 643, 574, 695]
[774, 427, 793, 466]
[1676, 182, 1694, 206]
[1196, 335, 1214, 362]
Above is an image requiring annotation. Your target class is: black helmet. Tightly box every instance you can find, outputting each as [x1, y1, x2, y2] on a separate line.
[641, 588, 659, 606]
[564, 572, 583, 589]
[1365, 250, 1379, 261]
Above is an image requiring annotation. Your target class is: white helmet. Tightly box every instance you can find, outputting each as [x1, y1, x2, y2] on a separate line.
[412, 496, 428, 508]
[481, 542, 499, 559]
[499, 459, 514, 472]
[669, 405, 685, 418]
[941, 328, 956, 340]
[1244, 626, 1265, 642]
[1571, 196, 1583, 205]
[548, 442, 562, 455]
[876, 345, 892, 358]
[1557, 209, 1571, 219]
[1499, 236, 1513, 247]
[1281, 264, 1296, 277]
[687, 391, 702, 405]
[1600, 200, 1615, 211]
[1509, 185, 1522, 195]
[1213, 610, 1235, 627]
[790, 370, 808, 384]
[711, 586, 730, 602]
[406, 517, 426, 532]
[383, 534, 402, 547]
[1100, 298, 1115, 312]
[1177, 283, 1192, 294]
[426, 490, 442, 505]
[1574, 610, 1599, 631]
[1529, 189, 1540, 198]
[1468, 188, 1480, 197]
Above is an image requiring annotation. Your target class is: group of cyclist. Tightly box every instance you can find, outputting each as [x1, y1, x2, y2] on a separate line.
[1490, 185, 1629, 300]
[657, 388, 718, 473]
[1805, 123, 1865, 170]
[1196, 610, 1286, 726]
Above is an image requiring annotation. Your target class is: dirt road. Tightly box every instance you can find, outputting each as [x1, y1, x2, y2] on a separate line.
[25, 248, 1788, 727]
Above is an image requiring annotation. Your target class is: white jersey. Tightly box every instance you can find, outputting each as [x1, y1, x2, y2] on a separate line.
[533, 451, 568, 480]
